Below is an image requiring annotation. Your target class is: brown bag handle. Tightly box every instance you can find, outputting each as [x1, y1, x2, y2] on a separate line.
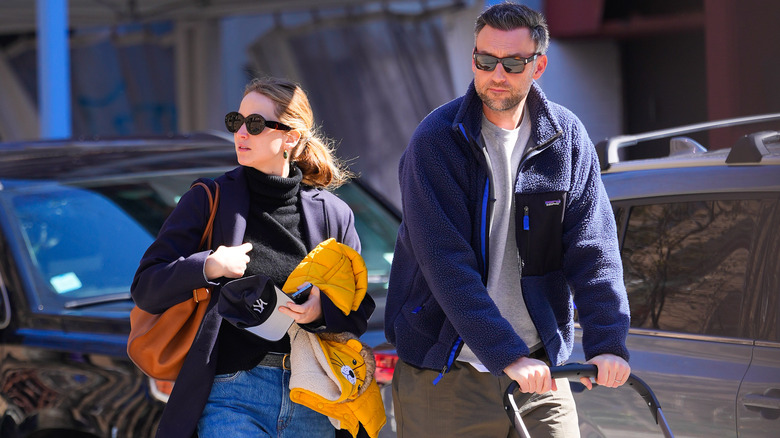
[191, 181, 221, 251]
[128, 180, 222, 380]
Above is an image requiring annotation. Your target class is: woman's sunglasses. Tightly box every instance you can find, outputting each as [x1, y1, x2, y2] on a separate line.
[473, 50, 541, 74]
[224, 112, 292, 135]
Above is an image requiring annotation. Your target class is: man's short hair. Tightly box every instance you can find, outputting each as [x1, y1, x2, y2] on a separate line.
[475, 2, 550, 54]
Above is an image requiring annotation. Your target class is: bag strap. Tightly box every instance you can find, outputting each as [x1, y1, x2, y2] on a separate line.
[191, 181, 221, 251]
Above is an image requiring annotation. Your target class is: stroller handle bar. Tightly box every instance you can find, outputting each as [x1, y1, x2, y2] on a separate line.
[504, 364, 674, 438]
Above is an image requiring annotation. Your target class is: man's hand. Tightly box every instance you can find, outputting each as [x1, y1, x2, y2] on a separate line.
[204, 243, 252, 279]
[581, 354, 630, 390]
[504, 356, 558, 394]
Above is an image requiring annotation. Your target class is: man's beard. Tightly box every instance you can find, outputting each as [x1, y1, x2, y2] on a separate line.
[476, 83, 523, 112]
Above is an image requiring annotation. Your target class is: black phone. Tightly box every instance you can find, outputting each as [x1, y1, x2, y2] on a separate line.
[289, 283, 313, 304]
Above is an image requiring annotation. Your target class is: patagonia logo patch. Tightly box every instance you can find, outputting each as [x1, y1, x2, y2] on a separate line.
[545, 199, 561, 207]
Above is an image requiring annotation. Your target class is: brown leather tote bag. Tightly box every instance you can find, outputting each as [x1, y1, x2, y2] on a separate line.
[127, 180, 220, 381]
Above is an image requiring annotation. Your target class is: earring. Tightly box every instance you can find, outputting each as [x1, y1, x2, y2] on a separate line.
[283, 150, 288, 159]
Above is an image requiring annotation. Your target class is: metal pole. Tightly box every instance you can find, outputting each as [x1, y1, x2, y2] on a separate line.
[36, 0, 71, 139]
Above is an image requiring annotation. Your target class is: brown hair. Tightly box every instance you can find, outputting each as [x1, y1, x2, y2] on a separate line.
[475, 2, 549, 54]
[243, 77, 352, 189]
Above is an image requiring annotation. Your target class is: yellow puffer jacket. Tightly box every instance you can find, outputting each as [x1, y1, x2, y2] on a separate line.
[283, 238, 368, 316]
[283, 238, 385, 438]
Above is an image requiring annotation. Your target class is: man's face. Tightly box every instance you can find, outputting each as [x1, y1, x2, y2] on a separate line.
[472, 26, 547, 114]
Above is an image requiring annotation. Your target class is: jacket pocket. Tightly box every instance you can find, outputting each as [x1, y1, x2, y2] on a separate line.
[396, 273, 445, 343]
[515, 191, 567, 276]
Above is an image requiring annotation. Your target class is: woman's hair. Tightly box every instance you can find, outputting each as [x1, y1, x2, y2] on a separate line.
[243, 77, 352, 189]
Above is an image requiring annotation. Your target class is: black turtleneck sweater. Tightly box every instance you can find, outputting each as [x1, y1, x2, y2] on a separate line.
[215, 165, 310, 374]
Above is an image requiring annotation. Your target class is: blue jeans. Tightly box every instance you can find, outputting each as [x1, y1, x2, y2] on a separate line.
[197, 364, 335, 438]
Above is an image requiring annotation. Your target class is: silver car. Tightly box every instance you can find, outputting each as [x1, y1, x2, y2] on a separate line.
[567, 115, 780, 437]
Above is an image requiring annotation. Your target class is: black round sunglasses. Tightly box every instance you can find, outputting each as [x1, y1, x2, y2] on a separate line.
[224, 111, 292, 135]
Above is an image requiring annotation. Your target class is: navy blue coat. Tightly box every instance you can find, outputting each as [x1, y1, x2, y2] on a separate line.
[131, 166, 373, 437]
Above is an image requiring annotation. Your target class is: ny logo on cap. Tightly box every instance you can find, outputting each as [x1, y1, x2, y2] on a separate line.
[252, 298, 269, 315]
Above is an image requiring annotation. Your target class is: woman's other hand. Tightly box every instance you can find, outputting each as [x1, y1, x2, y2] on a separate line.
[278, 284, 323, 324]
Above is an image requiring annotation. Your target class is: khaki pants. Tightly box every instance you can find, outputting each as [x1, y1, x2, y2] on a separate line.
[392, 360, 580, 438]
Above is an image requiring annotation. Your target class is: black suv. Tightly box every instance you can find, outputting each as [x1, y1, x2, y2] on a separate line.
[568, 115, 780, 437]
[0, 134, 400, 437]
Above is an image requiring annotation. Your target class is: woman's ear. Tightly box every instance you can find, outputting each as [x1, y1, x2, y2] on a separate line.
[285, 130, 302, 147]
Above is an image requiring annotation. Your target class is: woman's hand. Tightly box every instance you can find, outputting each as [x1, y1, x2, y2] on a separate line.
[278, 284, 324, 324]
[204, 243, 252, 279]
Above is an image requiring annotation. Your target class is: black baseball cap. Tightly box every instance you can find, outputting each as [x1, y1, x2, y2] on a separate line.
[218, 274, 294, 341]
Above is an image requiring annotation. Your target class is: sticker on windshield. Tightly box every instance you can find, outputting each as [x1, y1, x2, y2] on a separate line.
[50, 272, 83, 294]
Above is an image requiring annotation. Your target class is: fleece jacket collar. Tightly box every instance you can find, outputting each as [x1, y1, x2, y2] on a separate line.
[450, 81, 563, 156]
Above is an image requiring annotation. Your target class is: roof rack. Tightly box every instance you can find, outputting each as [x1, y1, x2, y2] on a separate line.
[726, 131, 780, 164]
[595, 113, 780, 170]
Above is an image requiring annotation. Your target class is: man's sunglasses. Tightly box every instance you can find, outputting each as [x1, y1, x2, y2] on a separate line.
[224, 111, 292, 135]
[473, 50, 541, 74]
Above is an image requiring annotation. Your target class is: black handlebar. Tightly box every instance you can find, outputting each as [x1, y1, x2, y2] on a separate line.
[504, 364, 673, 438]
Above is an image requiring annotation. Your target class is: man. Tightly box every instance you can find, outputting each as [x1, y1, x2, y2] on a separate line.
[385, 2, 631, 437]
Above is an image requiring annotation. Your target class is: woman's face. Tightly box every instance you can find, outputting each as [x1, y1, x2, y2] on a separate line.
[233, 91, 296, 176]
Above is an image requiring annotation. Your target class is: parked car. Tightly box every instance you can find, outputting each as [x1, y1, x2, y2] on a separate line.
[567, 115, 780, 437]
[0, 133, 400, 437]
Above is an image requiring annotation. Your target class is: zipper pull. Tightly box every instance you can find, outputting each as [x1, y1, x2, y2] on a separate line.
[523, 206, 530, 231]
[432, 365, 448, 385]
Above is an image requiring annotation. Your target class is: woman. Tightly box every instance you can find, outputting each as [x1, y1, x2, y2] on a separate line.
[131, 77, 375, 438]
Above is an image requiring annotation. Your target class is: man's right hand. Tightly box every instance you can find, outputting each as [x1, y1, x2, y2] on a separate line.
[504, 356, 557, 394]
[204, 242, 252, 279]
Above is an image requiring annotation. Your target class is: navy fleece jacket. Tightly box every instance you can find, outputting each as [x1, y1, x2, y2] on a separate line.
[385, 81, 629, 377]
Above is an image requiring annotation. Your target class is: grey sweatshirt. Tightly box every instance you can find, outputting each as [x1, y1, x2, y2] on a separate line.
[458, 108, 541, 371]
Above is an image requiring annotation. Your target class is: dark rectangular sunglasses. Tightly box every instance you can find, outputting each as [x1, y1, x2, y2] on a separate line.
[473, 50, 541, 74]
[225, 111, 292, 135]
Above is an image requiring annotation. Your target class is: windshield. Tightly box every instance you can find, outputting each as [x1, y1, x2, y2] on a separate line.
[2, 174, 399, 315]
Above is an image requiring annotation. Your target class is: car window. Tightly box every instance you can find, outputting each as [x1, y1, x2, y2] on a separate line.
[333, 183, 398, 290]
[7, 181, 180, 311]
[621, 197, 777, 339]
[739, 198, 780, 343]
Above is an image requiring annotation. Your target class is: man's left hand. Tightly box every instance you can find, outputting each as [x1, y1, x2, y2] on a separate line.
[580, 354, 630, 390]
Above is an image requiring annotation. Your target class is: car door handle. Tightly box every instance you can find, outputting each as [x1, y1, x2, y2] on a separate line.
[742, 393, 780, 411]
